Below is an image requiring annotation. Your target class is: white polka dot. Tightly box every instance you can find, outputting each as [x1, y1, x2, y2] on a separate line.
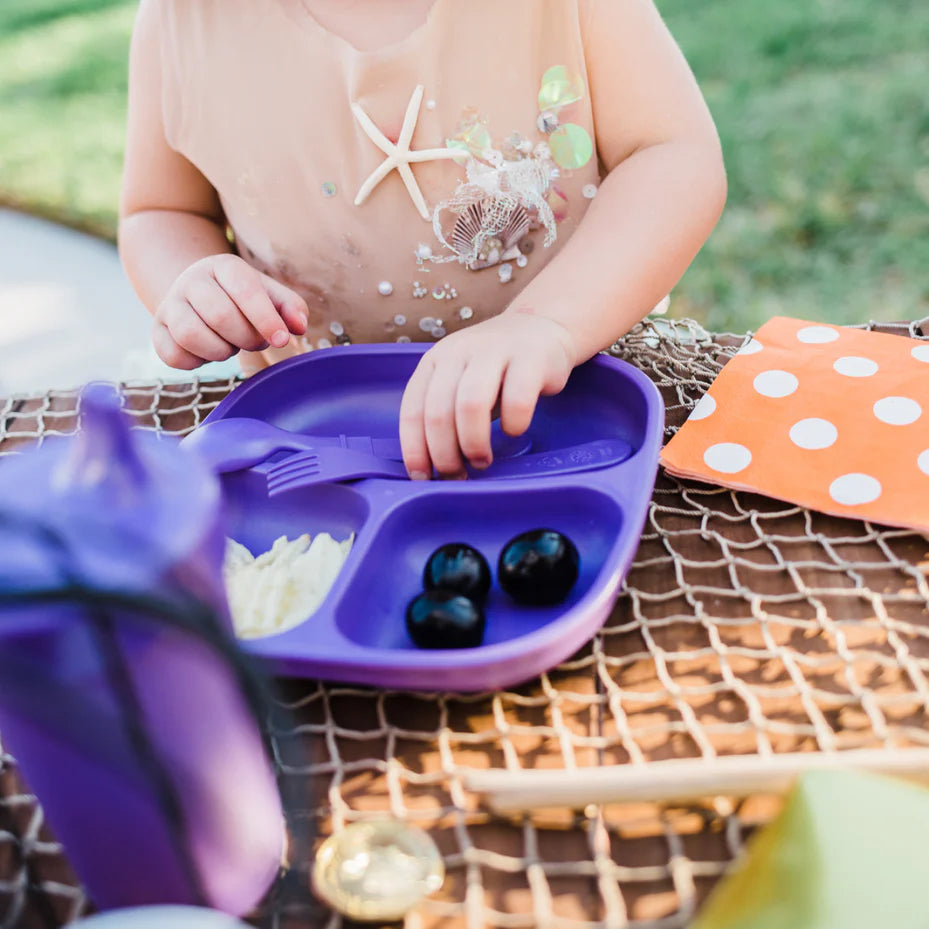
[753, 370, 799, 398]
[873, 396, 922, 426]
[738, 338, 763, 355]
[789, 418, 838, 450]
[689, 394, 717, 421]
[829, 473, 882, 506]
[912, 345, 929, 363]
[833, 356, 878, 378]
[797, 325, 840, 344]
[918, 450, 929, 476]
[703, 443, 752, 474]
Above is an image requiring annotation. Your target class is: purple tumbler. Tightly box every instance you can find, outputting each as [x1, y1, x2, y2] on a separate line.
[0, 385, 284, 915]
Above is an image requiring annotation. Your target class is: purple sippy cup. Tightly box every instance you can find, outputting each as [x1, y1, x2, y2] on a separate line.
[0, 384, 285, 916]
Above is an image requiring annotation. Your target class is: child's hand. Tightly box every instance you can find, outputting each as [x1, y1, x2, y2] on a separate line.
[152, 254, 309, 369]
[399, 311, 577, 479]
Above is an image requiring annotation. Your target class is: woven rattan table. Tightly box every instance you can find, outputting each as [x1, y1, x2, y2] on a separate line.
[2, 318, 928, 929]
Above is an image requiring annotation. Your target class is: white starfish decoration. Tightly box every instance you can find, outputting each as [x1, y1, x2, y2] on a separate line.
[351, 84, 461, 220]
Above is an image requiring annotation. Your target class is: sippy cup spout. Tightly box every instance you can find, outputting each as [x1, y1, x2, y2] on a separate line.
[53, 382, 148, 496]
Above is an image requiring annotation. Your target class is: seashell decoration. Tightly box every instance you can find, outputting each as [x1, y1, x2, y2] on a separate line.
[450, 201, 531, 270]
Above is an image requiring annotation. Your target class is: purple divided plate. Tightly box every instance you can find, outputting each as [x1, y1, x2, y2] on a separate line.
[206, 344, 663, 691]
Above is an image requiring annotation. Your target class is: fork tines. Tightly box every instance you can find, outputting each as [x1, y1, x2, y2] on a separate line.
[266, 452, 321, 495]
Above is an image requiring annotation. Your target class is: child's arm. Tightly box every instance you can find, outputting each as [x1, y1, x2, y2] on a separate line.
[399, 0, 726, 479]
[119, 0, 307, 370]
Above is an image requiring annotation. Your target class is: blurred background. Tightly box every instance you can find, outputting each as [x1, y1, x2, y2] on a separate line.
[0, 0, 927, 390]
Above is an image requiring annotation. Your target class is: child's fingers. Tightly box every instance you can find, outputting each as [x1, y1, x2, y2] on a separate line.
[210, 257, 293, 348]
[176, 305, 238, 361]
[398, 357, 435, 480]
[499, 358, 545, 437]
[184, 277, 269, 352]
[152, 321, 209, 370]
[423, 359, 468, 478]
[455, 356, 506, 468]
[260, 273, 310, 335]
[163, 300, 238, 362]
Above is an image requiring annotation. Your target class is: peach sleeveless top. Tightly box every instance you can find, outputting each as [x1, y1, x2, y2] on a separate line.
[158, 0, 600, 374]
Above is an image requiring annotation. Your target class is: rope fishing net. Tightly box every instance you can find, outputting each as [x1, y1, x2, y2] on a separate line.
[2, 316, 928, 928]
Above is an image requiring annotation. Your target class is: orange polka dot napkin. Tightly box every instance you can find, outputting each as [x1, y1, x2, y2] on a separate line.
[660, 316, 929, 532]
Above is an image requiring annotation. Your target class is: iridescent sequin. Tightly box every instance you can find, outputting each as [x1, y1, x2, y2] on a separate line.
[537, 65, 585, 112]
[431, 326, 446, 338]
[498, 264, 513, 284]
[393, 314, 407, 326]
[419, 316, 437, 332]
[329, 321, 345, 337]
[396, 335, 412, 343]
[458, 306, 474, 321]
[582, 183, 598, 199]
[317, 337, 332, 349]
[321, 182, 337, 198]
[549, 124, 594, 171]
[446, 110, 493, 159]
[516, 254, 528, 268]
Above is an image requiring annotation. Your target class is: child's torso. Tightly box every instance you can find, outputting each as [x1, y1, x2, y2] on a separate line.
[159, 0, 600, 373]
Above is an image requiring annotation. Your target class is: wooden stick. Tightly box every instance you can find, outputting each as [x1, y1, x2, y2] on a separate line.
[463, 749, 929, 812]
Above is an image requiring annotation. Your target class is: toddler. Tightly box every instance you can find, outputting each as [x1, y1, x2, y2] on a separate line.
[119, 0, 726, 478]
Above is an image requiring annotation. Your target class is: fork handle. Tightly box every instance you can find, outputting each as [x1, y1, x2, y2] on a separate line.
[341, 460, 409, 480]
[469, 438, 633, 479]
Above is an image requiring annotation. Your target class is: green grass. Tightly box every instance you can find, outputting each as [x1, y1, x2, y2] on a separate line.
[1, 0, 927, 329]
[658, 0, 929, 329]
[0, 0, 135, 237]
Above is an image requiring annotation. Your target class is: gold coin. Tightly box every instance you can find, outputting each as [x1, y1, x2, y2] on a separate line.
[312, 820, 445, 922]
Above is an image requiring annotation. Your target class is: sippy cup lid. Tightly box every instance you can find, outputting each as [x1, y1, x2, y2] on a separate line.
[0, 382, 223, 595]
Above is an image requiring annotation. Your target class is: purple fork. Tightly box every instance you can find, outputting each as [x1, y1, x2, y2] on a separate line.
[180, 416, 531, 474]
[265, 438, 633, 496]
[265, 446, 409, 494]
